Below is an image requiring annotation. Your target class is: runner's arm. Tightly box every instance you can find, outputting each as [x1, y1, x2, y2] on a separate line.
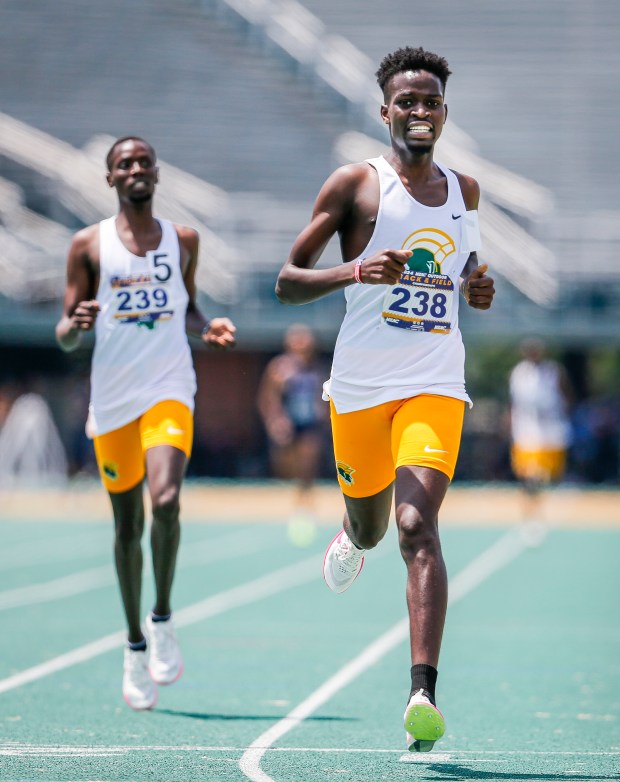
[180, 226, 236, 349]
[257, 358, 294, 446]
[456, 174, 495, 310]
[276, 168, 359, 304]
[55, 228, 99, 352]
[276, 166, 412, 304]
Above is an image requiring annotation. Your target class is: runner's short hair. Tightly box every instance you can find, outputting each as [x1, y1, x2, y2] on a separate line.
[376, 47, 452, 95]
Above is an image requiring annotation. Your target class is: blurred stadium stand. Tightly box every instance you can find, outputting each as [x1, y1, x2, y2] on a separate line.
[0, 0, 618, 483]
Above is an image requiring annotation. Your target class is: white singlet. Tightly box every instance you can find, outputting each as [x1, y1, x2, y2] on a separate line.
[89, 217, 196, 436]
[327, 156, 479, 414]
[509, 360, 570, 450]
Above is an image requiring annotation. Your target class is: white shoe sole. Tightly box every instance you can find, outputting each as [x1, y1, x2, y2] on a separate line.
[123, 689, 158, 710]
[149, 660, 184, 686]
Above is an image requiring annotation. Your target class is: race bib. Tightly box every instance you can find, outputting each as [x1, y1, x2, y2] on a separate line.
[111, 252, 174, 328]
[382, 271, 455, 334]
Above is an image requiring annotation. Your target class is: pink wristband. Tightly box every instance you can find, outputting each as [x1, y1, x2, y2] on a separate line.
[354, 258, 365, 283]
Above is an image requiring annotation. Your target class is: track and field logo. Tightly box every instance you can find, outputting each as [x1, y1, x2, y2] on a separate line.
[102, 461, 119, 481]
[402, 228, 456, 274]
[336, 461, 356, 487]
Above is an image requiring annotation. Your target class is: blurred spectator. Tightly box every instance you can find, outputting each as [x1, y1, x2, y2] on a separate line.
[570, 395, 620, 484]
[0, 392, 68, 487]
[257, 324, 330, 544]
[509, 338, 572, 536]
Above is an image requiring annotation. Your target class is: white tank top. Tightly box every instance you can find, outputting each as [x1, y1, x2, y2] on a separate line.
[89, 217, 196, 435]
[328, 156, 478, 414]
[509, 360, 571, 449]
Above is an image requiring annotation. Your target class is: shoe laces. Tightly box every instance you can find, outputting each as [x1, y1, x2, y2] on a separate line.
[335, 534, 363, 573]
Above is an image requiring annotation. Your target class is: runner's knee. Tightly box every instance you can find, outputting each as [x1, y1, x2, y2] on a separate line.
[348, 515, 389, 550]
[151, 485, 181, 522]
[114, 515, 144, 547]
[396, 506, 440, 560]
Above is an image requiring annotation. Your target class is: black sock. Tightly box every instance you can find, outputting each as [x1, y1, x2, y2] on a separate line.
[151, 611, 171, 623]
[410, 664, 438, 704]
[127, 638, 147, 652]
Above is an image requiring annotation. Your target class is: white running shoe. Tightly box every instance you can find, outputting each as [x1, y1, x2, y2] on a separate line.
[404, 688, 445, 752]
[323, 530, 365, 593]
[122, 648, 158, 710]
[144, 614, 184, 685]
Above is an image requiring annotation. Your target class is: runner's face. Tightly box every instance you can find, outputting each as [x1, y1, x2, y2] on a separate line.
[381, 70, 447, 154]
[107, 140, 158, 204]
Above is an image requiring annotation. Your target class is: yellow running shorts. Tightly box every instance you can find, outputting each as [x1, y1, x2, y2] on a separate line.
[511, 446, 566, 484]
[330, 394, 465, 498]
[93, 400, 193, 493]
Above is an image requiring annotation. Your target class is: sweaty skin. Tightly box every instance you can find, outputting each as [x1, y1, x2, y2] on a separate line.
[276, 68, 495, 672]
[56, 140, 236, 352]
[276, 71, 494, 310]
[55, 138, 236, 649]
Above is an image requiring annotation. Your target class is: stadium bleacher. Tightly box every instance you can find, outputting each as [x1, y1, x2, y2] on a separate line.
[0, 0, 618, 346]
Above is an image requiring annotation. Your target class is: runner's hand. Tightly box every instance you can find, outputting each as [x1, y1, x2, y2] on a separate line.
[71, 300, 100, 330]
[202, 317, 237, 350]
[355, 249, 412, 285]
[462, 264, 495, 310]
[267, 414, 294, 447]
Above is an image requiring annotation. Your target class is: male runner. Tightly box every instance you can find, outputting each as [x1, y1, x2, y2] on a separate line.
[509, 337, 572, 538]
[56, 137, 236, 709]
[275, 47, 495, 751]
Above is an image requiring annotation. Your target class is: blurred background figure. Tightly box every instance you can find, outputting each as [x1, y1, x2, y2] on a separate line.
[509, 338, 572, 541]
[258, 324, 329, 546]
[0, 392, 68, 488]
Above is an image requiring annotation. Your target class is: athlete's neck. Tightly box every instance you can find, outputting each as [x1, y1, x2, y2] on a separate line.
[115, 206, 162, 255]
[116, 203, 158, 233]
[385, 149, 436, 181]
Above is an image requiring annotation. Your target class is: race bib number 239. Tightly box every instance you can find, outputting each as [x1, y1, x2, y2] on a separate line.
[382, 271, 455, 334]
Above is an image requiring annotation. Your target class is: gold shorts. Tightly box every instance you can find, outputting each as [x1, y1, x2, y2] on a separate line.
[330, 394, 465, 498]
[93, 400, 193, 493]
[511, 446, 566, 484]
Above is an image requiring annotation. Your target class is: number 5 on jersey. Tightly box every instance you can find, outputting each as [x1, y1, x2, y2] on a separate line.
[152, 253, 172, 282]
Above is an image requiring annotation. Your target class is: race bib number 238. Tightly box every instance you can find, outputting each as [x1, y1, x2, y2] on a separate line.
[382, 271, 455, 334]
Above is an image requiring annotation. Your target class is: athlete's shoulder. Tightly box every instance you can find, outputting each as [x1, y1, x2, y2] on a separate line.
[172, 222, 199, 241]
[326, 161, 376, 188]
[449, 169, 480, 210]
[70, 223, 100, 259]
[316, 161, 377, 209]
[172, 223, 199, 253]
[266, 353, 298, 383]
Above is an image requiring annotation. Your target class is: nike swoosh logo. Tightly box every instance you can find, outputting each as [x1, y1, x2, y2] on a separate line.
[452, 214, 461, 220]
[167, 426, 185, 435]
[424, 445, 448, 454]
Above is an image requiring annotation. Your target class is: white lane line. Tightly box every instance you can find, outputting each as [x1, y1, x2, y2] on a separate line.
[0, 529, 275, 611]
[2, 743, 618, 758]
[0, 553, 322, 695]
[239, 528, 529, 782]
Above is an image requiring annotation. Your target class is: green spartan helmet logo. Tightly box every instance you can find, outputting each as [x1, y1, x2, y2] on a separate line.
[337, 462, 355, 486]
[407, 248, 441, 274]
